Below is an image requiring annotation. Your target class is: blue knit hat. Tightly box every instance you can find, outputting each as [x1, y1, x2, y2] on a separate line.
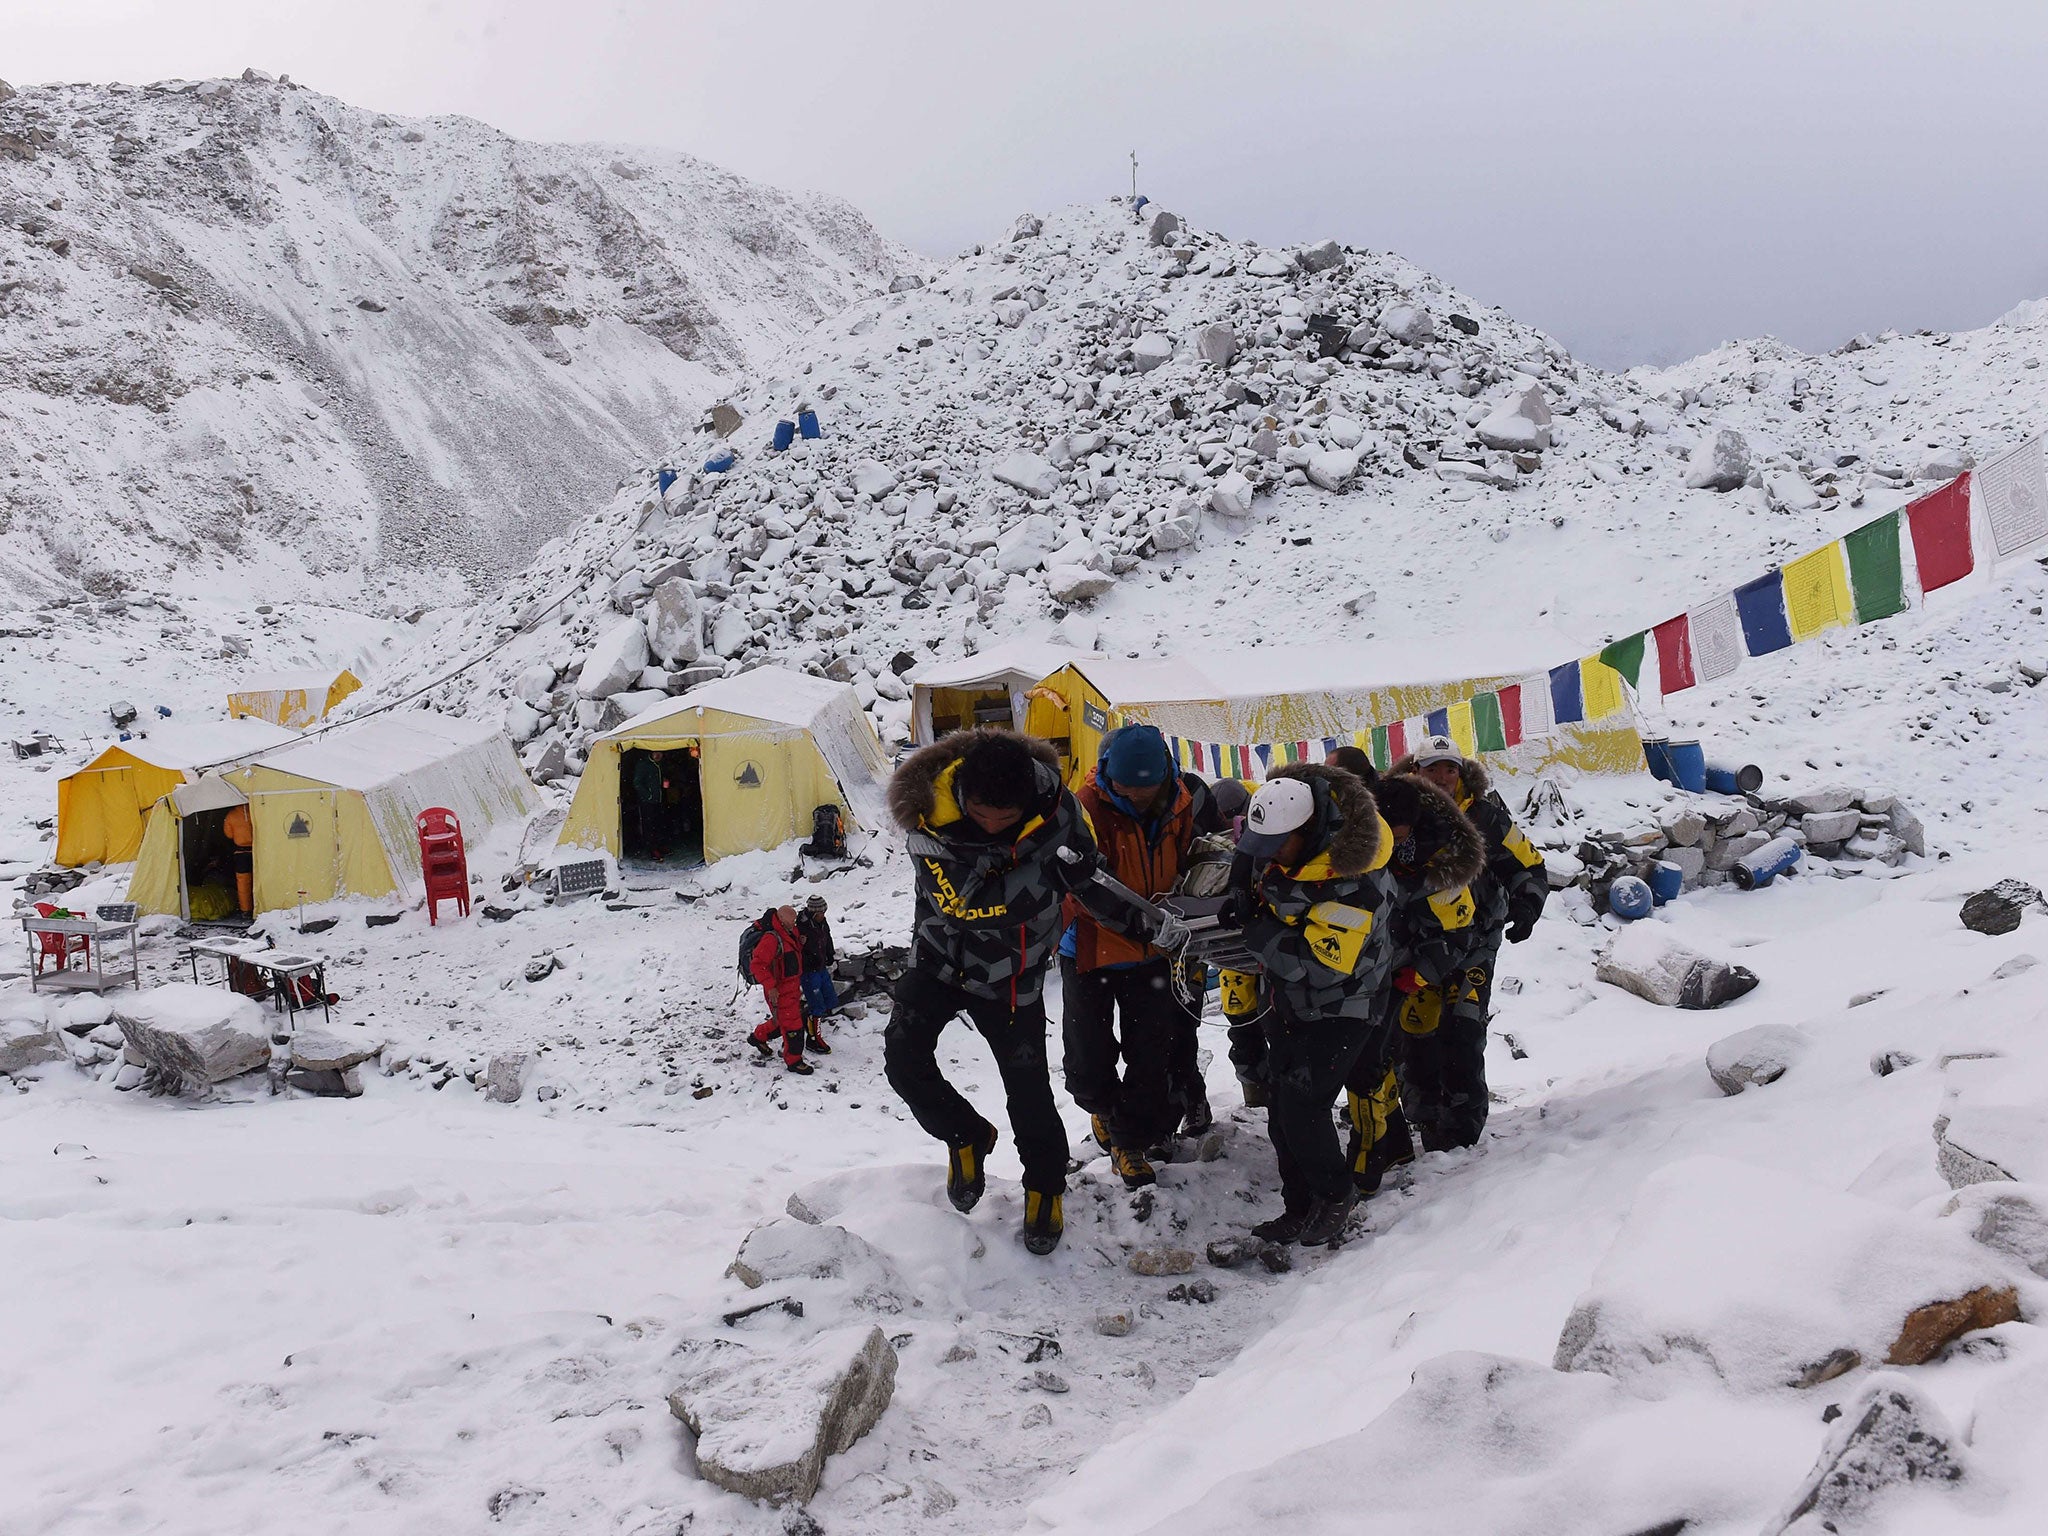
[1101, 724, 1172, 788]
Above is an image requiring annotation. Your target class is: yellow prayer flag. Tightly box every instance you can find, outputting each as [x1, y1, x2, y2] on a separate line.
[1447, 699, 1477, 757]
[1580, 658, 1625, 721]
[1352, 729, 1373, 753]
[1782, 542, 1854, 641]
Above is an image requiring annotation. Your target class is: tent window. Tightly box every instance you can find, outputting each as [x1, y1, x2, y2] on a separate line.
[179, 808, 243, 924]
[620, 747, 703, 866]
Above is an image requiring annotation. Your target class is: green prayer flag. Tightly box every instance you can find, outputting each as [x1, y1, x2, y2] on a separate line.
[1844, 510, 1907, 623]
[1471, 692, 1508, 753]
[1369, 724, 1390, 770]
[1597, 631, 1647, 690]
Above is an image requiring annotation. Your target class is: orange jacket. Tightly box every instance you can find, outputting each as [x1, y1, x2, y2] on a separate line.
[1064, 768, 1195, 971]
[223, 804, 252, 848]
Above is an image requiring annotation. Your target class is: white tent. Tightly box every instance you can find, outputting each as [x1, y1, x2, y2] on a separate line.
[909, 640, 1081, 744]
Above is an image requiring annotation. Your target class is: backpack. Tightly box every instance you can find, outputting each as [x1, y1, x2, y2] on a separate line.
[737, 915, 774, 983]
[800, 803, 847, 859]
[1177, 832, 1239, 898]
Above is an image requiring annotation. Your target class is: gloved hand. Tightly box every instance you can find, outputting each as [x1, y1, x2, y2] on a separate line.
[1505, 915, 1536, 944]
[1393, 966, 1424, 994]
[1151, 909, 1191, 952]
[1219, 887, 1255, 930]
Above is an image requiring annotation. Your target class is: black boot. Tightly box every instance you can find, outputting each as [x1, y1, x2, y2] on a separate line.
[1251, 1207, 1311, 1244]
[1296, 1191, 1357, 1247]
[1358, 1107, 1416, 1195]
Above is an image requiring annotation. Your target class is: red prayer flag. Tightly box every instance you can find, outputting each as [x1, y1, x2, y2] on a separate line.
[1498, 684, 1523, 747]
[1653, 612, 1697, 694]
[1385, 719, 1408, 761]
[1907, 472, 1975, 594]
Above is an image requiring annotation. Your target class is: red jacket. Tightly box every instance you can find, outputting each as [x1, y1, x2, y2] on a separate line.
[749, 915, 804, 1028]
[1065, 768, 1196, 971]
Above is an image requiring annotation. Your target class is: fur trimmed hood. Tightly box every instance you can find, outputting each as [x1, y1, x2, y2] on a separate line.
[887, 728, 1064, 833]
[1264, 762, 1383, 877]
[1388, 751, 1490, 804]
[1373, 772, 1487, 894]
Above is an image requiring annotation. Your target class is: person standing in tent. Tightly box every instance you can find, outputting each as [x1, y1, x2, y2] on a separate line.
[1382, 735, 1550, 1146]
[631, 751, 668, 860]
[1227, 762, 1396, 1247]
[1059, 725, 1204, 1189]
[1343, 769, 1488, 1192]
[885, 727, 1170, 1256]
[747, 903, 814, 1075]
[223, 800, 254, 915]
[797, 895, 838, 1054]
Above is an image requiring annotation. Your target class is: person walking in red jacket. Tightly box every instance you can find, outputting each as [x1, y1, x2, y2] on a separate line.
[748, 904, 814, 1075]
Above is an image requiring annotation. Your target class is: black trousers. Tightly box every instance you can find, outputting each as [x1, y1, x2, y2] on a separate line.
[1165, 959, 1211, 1125]
[885, 968, 1069, 1193]
[1059, 956, 1179, 1149]
[1397, 951, 1494, 1151]
[1262, 1007, 1374, 1210]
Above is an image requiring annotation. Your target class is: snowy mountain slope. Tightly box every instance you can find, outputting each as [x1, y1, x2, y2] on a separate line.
[0, 73, 912, 602]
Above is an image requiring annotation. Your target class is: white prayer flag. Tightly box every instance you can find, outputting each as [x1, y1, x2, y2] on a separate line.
[1687, 593, 1744, 683]
[1517, 673, 1555, 738]
[1977, 435, 2048, 560]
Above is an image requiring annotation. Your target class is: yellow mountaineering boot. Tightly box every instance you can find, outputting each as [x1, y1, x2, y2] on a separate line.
[946, 1121, 999, 1213]
[1022, 1189, 1065, 1255]
[1089, 1113, 1112, 1151]
[1109, 1145, 1156, 1191]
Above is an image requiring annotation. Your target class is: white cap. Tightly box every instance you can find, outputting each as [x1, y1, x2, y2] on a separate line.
[1237, 777, 1317, 859]
[1413, 734, 1463, 768]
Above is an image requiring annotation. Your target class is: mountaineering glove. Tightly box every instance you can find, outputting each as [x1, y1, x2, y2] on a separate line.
[1505, 915, 1536, 944]
[1150, 909, 1191, 953]
[1393, 966, 1425, 994]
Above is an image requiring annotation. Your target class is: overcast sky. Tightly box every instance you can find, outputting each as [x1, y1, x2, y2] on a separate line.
[11, 0, 2048, 367]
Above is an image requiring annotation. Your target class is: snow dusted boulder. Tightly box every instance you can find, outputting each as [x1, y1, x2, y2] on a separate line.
[1706, 1023, 1813, 1095]
[1919, 445, 1975, 481]
[1765, 468, 1821, 512]
[729, 1217, 909, 1309]
[576, 618, 651, 699]
[1007, 212, 1042, 242]
[886, 273, 925, 293]
[1934, 1041, 2048, 1187]
[994, 297, 1031, 328]
[1554, 1157, 2012, 1394]
[668, 1326, 897, 1507]
[1295, 238, 1344, 272]
[1380, 303, 1435, 347]
[1324, 415, 1366, 450]
[1149, 512, 1198, 551]
[1942, 1182, 2048, 1278]
[0, 998, 70, 1074]
[1130, 332, 1174, 373]
[849, 460, 898, 499]
[1474, 384, 1553, 453]
[643, 577, 703, 667]
[1046, 564, 1115, 604]
[1246, 251, 1291, 278]
[709, 606, 753, 659]
[486, 1051, 532, 1103]
[994, 512, 1060, 573]
[289, 1029, 381, 1073]
[992, 451, 1060, 499]
[1145, 208, 1181, 247]
[1761, 1375, 1968, 1535]
[1194, 322, 1238, 369]
[1685, 427, 1752, 491]
[513, 661, 556, 706]
[1306, 448, 1359, 491]
[1596, 923, 1759, 1009]
[113, 984, 268, 1094]
[1209, 471, 1255, 519]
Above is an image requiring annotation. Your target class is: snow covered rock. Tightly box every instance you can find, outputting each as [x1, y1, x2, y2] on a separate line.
[1761, 1375, 1968, 1535]
[1960, 880, 2044, 936]
[1595, 924, 1759, 1009]
[1919, 446, 1975, 481]
[668, 1325, 898, 1507]
[995, 513, 1061, 573]
[0, 999, 70, 1074]
[288, 1030, 381, 1073]
[849, 460, 899, 499]
[1194, 322, 1238, 369]
[1323, 415, 1366, 450]
[1685, 427, 1752, 491]
[1780, 784, 1857, 815]
[1046, 564, 1115, 604]
[1209, 472, 1255, 519]
[485, 1051, 532, 1103]
[1246, 252, 1291, 278]
[576, 619, 651, 699]
[1705, 1023, 1813, 1095]
[728, 1218, 908, 1309]
[1801, 808, 1862, 844]
[1933, 1042, 2048, 1186]
[1380, 303, 1434, 347]
[1474, 384, 1553, 453]
[1942, 1183, 2048, 1278]
[1886, 1284, 2019, 1365]
[709, 606, 753, 659]
[1007, 212, 1043, 243]
[1130, 333, 1174, 373]
[504, 699, 543, 743]
[1306, 448, 1359, 491]
[1554, 1157, 2013, 1395]
[113, 984, 269, 1094]
[992, 452, 1060, 499]
[1764, 469, 1821, 512]
[1145, 208, 1181, 247]
[643, 578, 704, 667]
[1295, 238, 1344, 273]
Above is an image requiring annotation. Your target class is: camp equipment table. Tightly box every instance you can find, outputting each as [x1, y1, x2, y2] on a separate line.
[21, 915, 140, 994]
[181, 936, 331, 1024]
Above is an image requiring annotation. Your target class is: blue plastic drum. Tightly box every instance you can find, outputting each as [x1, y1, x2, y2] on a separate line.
[1647, 860, 1684, 904]
[1665, 739, 1707, 793]
[1641, 737, 1674, 785]
[1608, 875, 1655, 920]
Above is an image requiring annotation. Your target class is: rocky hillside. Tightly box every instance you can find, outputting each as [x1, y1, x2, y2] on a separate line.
[0, 72, 913, 603]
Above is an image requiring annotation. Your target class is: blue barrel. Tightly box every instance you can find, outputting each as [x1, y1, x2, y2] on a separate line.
[1647, 860, 1684, 904]
[770, 419, 796, 452]
[1641, 737, 1674, 785]
[656, 468, 678, 495]
[1704, 759, 1765, 795]
[702, 451, 735, 474]
[1608, 875, 1655, 920]
[1665, 739, 1707, 793]
[1732, 836, 1802, 890]
[797, 409, 821, 440]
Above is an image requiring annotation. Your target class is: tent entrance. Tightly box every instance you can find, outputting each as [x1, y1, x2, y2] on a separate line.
[928, 685, 1016, 738]
[620, 747, 704, 867]
[178, 807, 247, 925]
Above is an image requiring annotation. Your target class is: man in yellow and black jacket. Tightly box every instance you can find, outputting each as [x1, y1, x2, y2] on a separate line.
[885, 727, 1155, 1257]
[1346, 770, 1489, 1182]
[1223, 762, 1395, 1248]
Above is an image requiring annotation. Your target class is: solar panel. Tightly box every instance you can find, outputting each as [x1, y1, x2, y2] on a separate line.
[554, 858, 609, 900]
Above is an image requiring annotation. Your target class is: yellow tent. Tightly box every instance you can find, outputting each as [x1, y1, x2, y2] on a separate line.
[908, 641, 1079, 744]
[557, 667, 892, 865]
[55, 719, 298, 867]
[128, 712, 538, 917]
[227, 668, 363, 730]
[1022, 638, 1645, 786]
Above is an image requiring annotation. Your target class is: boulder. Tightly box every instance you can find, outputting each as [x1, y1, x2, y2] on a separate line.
[0, 1000, 69, 1074]
[1130, 333, 1173, 373]
[1007, 212, 1042, 242]
[1705, 1023, 1813, 1095]
[1661, 810, 1706, 847]
[1801, 808, 1862, 844]
[1246, 252, 1292, 278]
[709, 606, 752, 659]
[1194, 322, 1238, 369]
[576, 619, 650, 699]
[992, 451, 1060, 499]
[1295, 239, 1344, 272]
[1780, 783, 1857, 815]
[1380, 303, 1434, 347]
[504, 699, 542, 743]
[1149, 513, 1198, 551]
[1764, 469, 1821, 512]
[886, 273, 925, 293]
[1919, 446, 1975, 481]
[1761, 1376, 1968, 1535]
[1209, 471, 1255, 519]
[1046, 564, 1115, 604]
[486, 1051, 531, 1103]
[994, 513, 1060, 573]
[1933, 1044, 2048, 1187]
[288, 1030, 380, 1073]
[1888, 802, 1927, 857]
[643, 578, 703, 667]
[1474, 384, 1553, 453]
[1128, 1247, 1197, 1276]
[1306, 448, 1359, 491]
[1942, 1183, 2048, 1278]
[706, 401, 743, 437]
[113, 984, 269, 1094]
[1684, 427, 1752, 491]
[1960, 880, 2044, 936]
[994, 298, 1030, 328]
[1885, 1284, 2019, 1365]
[1325, 416, 1366, 450]
[728, 1218, 908, 1308]
[850, 460, 898, 499]
[1145, 209, 1181, 246]
[668, 1326, 897, 1507]
[1595, 924, 1759, 1009]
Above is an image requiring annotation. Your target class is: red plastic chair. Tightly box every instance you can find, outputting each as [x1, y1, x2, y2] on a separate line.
[415, 808, 471, 925]
[33, 902, 91, 973]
